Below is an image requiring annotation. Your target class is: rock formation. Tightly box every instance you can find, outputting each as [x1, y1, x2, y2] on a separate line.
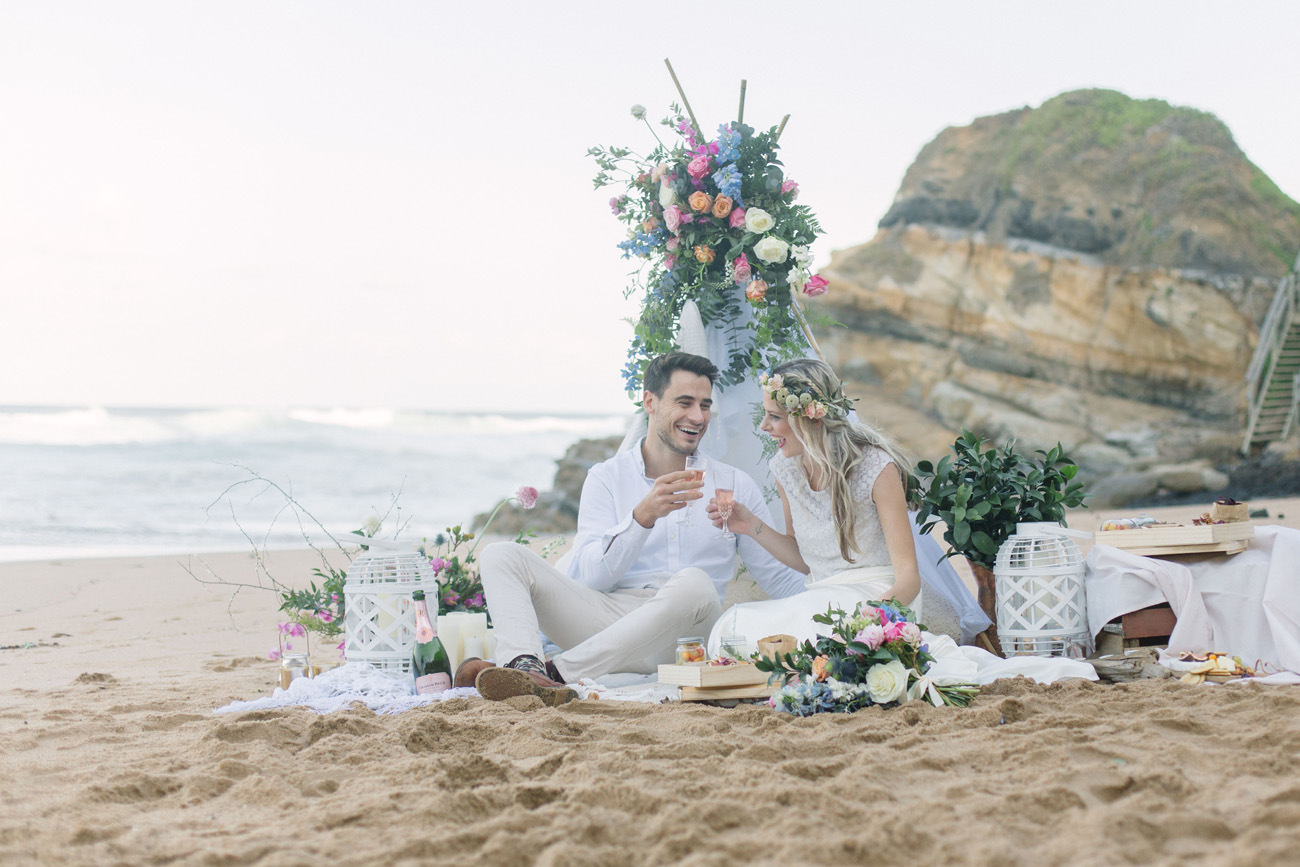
[473, 435, 622, 535]
[810, 89, 1300, 505]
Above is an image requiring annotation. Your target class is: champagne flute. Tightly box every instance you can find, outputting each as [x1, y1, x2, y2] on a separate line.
[714, 466, 736, 540]
[680, 455, 707, 525]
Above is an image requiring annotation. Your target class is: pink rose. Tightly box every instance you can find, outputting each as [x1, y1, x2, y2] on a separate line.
[651, 162, 668, 183]
[729, 208, 747, 230]
[666, 236, 679, 252]
[665, 254, 677, 269]
[687, 155, 711, 180]
[856, 624, 886, 650]
[781, 179, 799, 198]
[745, 279, 768, 302]
[516, 486, 539, 509]
[804, 274, 829, 297]
[732, 254, 751, 284]
[899, 622, 922, 646]
[663, 205, 683, 233]
[429, 557, 448, 573]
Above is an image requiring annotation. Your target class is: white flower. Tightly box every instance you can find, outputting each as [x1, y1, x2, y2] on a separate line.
[361, 515, 381, 537]
[659, 181, 677, 208]
[744, 207, 775, 234]
[899, 622, 922, 647]
[630, 104, 647, 120]
[792, 245, 814, 267]
[753, 235, 790, 265]
[788, 268, 808, 292]
[865, 659, 909, 704]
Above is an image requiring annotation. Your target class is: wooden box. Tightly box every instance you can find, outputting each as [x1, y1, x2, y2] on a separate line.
[1095, 521, 1254, 556]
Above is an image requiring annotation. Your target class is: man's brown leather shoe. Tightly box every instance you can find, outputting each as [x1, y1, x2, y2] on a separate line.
[453, 657, 495, 689]
[475, 667, 578, 707]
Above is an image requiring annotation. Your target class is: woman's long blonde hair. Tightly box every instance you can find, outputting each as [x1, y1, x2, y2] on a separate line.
[770, 358, 915, 564]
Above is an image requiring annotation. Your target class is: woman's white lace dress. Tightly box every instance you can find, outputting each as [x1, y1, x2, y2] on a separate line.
[708, 447, 963, 655]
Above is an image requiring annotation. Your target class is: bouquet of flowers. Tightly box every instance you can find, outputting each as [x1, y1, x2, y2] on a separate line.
[419, 485, 554, 621]
[755, 601, 979, 716]
[271, 563, 345, 661]
[590, 102, 831, 394]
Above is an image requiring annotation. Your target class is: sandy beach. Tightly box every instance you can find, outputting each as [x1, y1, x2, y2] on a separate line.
[4, 501, 1300, 865]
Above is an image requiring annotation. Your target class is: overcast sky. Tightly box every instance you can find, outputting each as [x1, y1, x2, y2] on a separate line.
[2, 1, 1298, 414]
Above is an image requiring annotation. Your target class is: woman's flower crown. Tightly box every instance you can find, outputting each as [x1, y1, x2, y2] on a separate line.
[759, 371, 854, 421]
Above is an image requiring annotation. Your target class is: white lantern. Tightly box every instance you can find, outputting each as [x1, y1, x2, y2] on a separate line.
[342, 537, 439, 674]
[994, 522, 1091, 658]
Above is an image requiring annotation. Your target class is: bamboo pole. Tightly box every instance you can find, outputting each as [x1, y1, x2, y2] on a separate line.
[737, 79, 747, 124]
[791, 295, 824, 359]
[663, 58, 703, 142]
[773, 114, 791, 143]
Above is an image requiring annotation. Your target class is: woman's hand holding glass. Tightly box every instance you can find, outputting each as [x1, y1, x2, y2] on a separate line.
[708, 494, 755, 536]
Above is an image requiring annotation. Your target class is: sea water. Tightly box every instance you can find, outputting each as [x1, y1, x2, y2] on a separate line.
[0, 406, 628, 562]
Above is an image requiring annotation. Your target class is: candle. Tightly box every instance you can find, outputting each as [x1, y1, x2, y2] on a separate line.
[483, 628, 496, 663]
[437, 614, 463, 673]
[462, 636, 484, 662]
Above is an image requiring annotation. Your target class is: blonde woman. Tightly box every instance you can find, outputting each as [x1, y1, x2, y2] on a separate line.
[706, 358, 963, 651]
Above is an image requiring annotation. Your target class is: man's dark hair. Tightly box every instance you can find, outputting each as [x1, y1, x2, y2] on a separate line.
[643, 352, 719, 397]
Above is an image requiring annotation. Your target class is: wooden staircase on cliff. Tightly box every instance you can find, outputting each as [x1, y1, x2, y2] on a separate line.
[1243, 251, 1300, 453]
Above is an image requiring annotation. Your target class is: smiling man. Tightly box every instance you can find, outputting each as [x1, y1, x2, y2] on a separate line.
[464, 352, 805, 704]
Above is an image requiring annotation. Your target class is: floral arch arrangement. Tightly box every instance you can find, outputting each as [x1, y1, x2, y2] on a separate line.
[590, 63, 832, 397]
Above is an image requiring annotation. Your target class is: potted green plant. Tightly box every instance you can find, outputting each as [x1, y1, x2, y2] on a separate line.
[914, 429, 1087, 652]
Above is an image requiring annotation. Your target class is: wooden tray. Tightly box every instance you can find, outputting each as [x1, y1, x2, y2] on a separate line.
[657, 662, 770, 688]
[1095, 521, 1254, 556]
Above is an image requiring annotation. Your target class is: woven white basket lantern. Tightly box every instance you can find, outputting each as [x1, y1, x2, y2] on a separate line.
[342, 538, 439, 674]
[994, 522, 1091, 658]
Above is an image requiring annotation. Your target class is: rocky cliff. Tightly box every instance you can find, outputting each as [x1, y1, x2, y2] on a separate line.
[812, 89, 1300, 505]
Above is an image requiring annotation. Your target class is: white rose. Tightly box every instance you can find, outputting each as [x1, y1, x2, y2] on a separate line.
[865, 659, 909, 704]
[753, 236, 790, 265]
[659, 182, 677, 208]
[744, 207, 775, 234]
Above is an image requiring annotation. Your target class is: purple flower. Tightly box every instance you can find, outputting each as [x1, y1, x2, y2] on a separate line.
[466, 593, 485, 609]
[288, 623, 306, 638]
[268, 648, 283, 661]
[316, 610, 334, 624]
[429, 557, 448, 573]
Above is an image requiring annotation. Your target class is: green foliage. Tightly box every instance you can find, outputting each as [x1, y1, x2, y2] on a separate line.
[913, 429, 1087, 570]
[278, 564, 345, 639]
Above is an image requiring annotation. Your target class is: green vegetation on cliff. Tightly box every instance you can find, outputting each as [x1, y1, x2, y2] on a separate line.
[882, 89, 1300, 278]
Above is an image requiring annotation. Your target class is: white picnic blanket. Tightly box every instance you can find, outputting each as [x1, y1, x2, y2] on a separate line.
[1085, 525, 1300, 681]
[213, 663, 678, 715]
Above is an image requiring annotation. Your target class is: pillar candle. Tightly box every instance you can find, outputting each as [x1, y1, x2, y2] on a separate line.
[483, 628, 496, 663]
[437, 614, 463, 673]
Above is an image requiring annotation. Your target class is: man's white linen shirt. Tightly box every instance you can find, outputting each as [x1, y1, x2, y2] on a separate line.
[566, 441, 806, 601]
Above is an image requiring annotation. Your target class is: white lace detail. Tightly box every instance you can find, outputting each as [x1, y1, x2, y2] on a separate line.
[770, 448, 894, 582]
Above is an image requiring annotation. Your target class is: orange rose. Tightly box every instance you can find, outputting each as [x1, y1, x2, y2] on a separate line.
[745, 279, 769, 302]
[642, 217, 660, 232]
[688, 191, 713, 213]
[711, 195, 733, 219]
[811, 655, 830, 682]
[693, 245, 715, 265]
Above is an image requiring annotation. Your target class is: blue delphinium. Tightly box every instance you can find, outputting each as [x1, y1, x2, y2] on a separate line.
[711, 164, 744, 207]
[770, 679, 836, 717]
[617, 229, 663, 259]
[715, 124, 741, 163]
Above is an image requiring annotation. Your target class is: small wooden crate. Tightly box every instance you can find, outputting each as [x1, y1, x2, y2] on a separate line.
[1095, 521, 1254, 557]
[657, 662, 771, 688]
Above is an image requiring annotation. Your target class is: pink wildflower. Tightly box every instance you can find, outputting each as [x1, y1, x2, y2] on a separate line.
[269, 648, 283, 661]
[429, 557, 448, 573]
[316, 610, 334, 623]
[609, 196, 626, 215]
[665, 254, 678, 270]
[516, 486, 539, 509]
[288, 623, 306, 637]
